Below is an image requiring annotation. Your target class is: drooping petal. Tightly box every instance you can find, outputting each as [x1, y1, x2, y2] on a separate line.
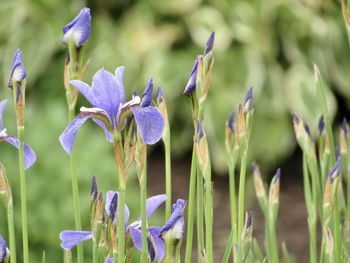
[3, 136, 36, 169]
[140, 79, 154, 108]
[59, 108, 111, 155]
[161, 199, 186, 241]
[70, 80, 96, 106]
[8, 49, 26, 88]
[131, 107, 164, 145]
[130, 226, 142, 252]
[0, 100, 8, 130]
[92, 119, 113, 143]
[59, 230, 93, 251]
[62, 8, 91, 47]
[145, 194, 167, 219]
[149, 227, 165, 262]
[91, 69, 123, 122]
[0, 235, 6, 262]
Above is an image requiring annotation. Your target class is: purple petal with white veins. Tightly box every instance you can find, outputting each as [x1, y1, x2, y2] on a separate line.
[62, 8, 91, 47]
[140, 79, 153, 107]
[145, 194, 167, 219]
[3, 136, 36, 169]
[8, 49, 26, 88]
[0, 100, 8, 130]
[91, 69, 123, 123]
[60, 230, 92, 251]
[59, 107, 111, 155]
[131, 107, 164, 145]
[149, 227, 165, 262]
[70, 80, 96, 106]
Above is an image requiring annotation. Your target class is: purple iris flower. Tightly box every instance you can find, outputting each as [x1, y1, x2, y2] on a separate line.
[8, 49, 26, 89]
[105, 257, 114, 263]
[0, 235, 7, 262]
[59, 67, 164, 155]
[160, 199, 186, 242]
[0, 100, 36, 169]
[59, 192, 167, 261]
[62, 8, 91, 47]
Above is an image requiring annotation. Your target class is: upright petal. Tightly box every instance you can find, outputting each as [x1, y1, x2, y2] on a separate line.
[59, 108, 111, 155]
[91, 69, 123, 122]
[62, 8, 91, 47]
[131, 107, 164, 145]
[149, 227, 165, 262]
[3, 136, 36, 169]
[0, 100, 8, 130]
[70, 80, 96, 106]
[115, 66, 126, 104]
[140, 79, 154, 108]
[8, 49, 26, 88]
[59, 230, 93, 251]
[145, 194, 167, 219]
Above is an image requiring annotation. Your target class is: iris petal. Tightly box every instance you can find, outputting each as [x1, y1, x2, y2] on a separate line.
[3, 136, 36, 169]
[70, 80, 96, 106]
[91, 69, 122, 123]
[0, 100, 8, 130]
[131, 107, 164, 145]
[115, 66, 126, 104]
[59, 230, 92, 251]
[145, 194, 167, 219]
[59, 107, 111, 155]
[149, 227, 165, 262]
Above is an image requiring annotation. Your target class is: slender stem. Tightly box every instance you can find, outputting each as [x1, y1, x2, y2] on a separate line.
[93, 240, 98, 263]
[68, 107, 83, 263]
[174, 241, 182, 263]
[333, 200, 341, 263]
[237, 149, 248, 247]
[309, 217, 317, 263]
[222, 228, 234, 263]
[197, 167, 204, 262]
[141, 166, 148, 263]
[7, 202, 16, 263]
[204, 162, 213, 263]
[118, 187, 126, 263]
[165, 137, 172, 220]
[268, 214, 279, 263]
[184, 148, 197, 263]
[165, 241, 175, 263]
[228, 156, 237, 260]
[17, 126, 29, 263]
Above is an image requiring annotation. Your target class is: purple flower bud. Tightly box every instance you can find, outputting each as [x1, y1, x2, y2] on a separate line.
[273, 168, 281, 182]
[342, 118, 348, 136]
[183, 57, 200, 96]
[293, 112, 300, 125]
[245, 211, 253, 229]
[335, 147, 340, 161]
[109, 193, 118, 223]
[228, 112, 235, 133]
[157, 86, 165, 105]
[304, 123, 312, 139]
[91, 175, 98, 201]
[0, 235, 7, 261]
[62, 8, 91, 47]
[105, 257, 115, 263]
[203, 32, 215, 55]
[65, 52, 70, 65]
[243, 87, 253, 112]
[141, 79, 154, 107]
[328, 157, 340, 182]
[8, 49, 26, 88]
[197, 121, 204, 139]
[318, 115, 325, 134]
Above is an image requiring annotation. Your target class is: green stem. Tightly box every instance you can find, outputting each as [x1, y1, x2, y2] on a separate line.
[228, 156, 237, 259]
[237, 149, 248, 255]
[165, 137, 172, 220]
[204, 163, 213, 263]
[333, 200, 341, 263]
[118, 187, 126, 263]
[309, 217, 317, 263]
[184, 148, 197, 263]
[17, 126, 29, 263]
[268, 214, 279, 263]
[165, 241, 175, 263]
[141, 166, 148, 263]
[93, 240, 98, 263]
[222, 228, 234, 263]
[197, 167, 204, 262]
[7, 202, 16, 263]
[68, 107, 83, 263]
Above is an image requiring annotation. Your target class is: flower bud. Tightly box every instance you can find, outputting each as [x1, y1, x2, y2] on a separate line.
[0, 163, 12, 206]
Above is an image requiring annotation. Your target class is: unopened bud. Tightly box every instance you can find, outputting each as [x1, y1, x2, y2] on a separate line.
[252, 162, 266, 200]
[0, 163, 12, 206]
[269, 168, 281, 205]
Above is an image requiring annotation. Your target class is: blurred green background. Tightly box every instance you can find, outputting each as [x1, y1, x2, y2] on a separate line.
[0, 0, 349, 261]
